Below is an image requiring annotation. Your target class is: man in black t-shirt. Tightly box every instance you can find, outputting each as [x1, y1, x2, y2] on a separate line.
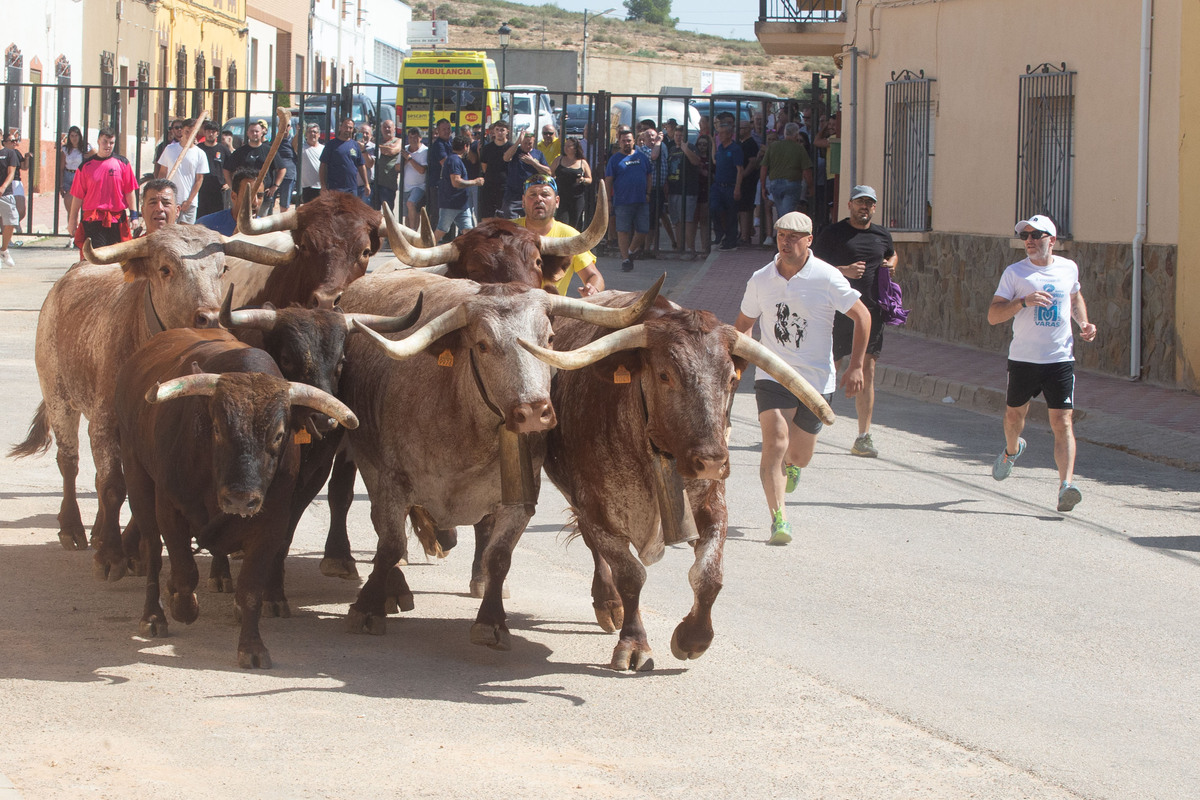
[222, 120, 280, 204]
[812, 184, 897, 458]
[197, 120, 231, 217]
[478, 121, 510, 220]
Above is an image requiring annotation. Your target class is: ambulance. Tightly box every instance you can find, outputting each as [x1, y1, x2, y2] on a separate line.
[397, 50, 500, 131]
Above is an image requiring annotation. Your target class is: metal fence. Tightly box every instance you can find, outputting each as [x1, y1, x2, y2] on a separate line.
[758, 0, 845, 23]
[1016, 63, 1075, 238]
[882, 70, 935, 232]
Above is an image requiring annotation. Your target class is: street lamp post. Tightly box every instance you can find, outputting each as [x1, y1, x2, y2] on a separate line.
[581, 8, 616, 96]
[498, 22, 512, 89]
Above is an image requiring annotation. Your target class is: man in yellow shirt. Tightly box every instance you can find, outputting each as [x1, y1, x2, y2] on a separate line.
[516, 174, 605, 296]
[536, 124, 562, 164]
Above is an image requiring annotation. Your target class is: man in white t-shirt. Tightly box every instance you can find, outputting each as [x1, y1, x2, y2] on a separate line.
[299, 123, 324, 204]
[400, 127, 429, 229]
[988, 214, 1097, 512]
[155, 118, 209, 224]
[735, 211, 871, 545]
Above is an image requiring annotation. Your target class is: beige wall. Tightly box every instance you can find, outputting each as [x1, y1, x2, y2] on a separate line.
[846, 0, 1179, 246]
[1177, 2, 1200, 388]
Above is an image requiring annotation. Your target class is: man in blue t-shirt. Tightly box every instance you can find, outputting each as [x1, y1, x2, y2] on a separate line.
[319, 117, 370, 198]
[604, 129, 652, 272]
[710, 122, 745, 251]
[435, 136, 484, 242]
[425, 119, 454, 223]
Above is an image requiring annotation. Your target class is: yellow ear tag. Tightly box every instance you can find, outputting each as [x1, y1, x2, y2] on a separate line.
[123, 271, 136, 284]
[438, 349, 455, 367]
[613, 365, 631, 384]
[293, 428, 311, 445]
[735, 368, 742, 381]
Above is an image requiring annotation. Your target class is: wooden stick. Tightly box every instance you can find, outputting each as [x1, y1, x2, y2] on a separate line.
[165, 109, 209, 182]
[250, 107, 293, 217]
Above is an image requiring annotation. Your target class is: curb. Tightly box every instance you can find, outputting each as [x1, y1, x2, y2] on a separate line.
[0, 773, 20, 800]
[875, 363, 1200, 472]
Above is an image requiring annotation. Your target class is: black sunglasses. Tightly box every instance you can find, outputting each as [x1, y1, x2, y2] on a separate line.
[1018, 230, 1049, 241]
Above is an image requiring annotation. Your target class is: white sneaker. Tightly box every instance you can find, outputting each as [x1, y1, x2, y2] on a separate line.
[0, 250, 13, 267]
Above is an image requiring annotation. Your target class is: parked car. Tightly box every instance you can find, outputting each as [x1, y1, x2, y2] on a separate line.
[610, 98, 703, 141]
[561, 103, 594, 137]
[502, 85, 555, 138]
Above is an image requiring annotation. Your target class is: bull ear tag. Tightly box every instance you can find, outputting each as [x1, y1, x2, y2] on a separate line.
[294, 428, 312, 445]
[438, 349, 454, 367]
[735, 368, 742, 381]
[613, 365, 631, 384]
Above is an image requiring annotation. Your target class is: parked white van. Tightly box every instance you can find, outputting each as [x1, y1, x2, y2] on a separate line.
[503, 85, 555, 137]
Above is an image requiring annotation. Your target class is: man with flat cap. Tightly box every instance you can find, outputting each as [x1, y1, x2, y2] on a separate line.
[735, 211, 871, 546]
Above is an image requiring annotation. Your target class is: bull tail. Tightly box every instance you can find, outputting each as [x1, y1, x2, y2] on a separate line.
[408, 508, 445, 559]
[8, 401, 52, 459]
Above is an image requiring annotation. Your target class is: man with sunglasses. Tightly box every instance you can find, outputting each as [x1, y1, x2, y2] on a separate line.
[813, 184, 897, 458]
[516, 174, 604, 296]
[536, 123, 561, 163]
[988, 214, 1097, 512]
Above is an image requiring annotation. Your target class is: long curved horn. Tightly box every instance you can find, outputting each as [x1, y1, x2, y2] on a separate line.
[731, 332, 835, 425]
[546, 273, 664, 329]
[385, 203, 458, 267]
[418, 208, 436, 246]
[286, 383, 359, 429]
[539, 181, 608, 257]
[351, 304, 469, 361]
[344, 291, 424, 334]
[236, 180, 300, 235]
[220, 234, 296, 267]
[83, 235, 152, 265]
[376, 202, 423, 244]
[219, 283, 278, 331]
[147, 373, 222, 404]
[518, 324, 647, 370]
[143, 282, 166, 336]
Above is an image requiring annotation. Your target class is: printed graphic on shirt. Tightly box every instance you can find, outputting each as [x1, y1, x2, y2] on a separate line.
[1036, 282, 1064, 327]
[773, 303, 807, 346]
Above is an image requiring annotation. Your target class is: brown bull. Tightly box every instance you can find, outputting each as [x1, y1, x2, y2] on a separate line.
[8, 226, 296, 574]
[523, 291, 833, 671]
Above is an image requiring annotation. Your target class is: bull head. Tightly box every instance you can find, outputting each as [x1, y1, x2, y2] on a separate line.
[219, 285, 424, 335]
[146, 372, 360, 429]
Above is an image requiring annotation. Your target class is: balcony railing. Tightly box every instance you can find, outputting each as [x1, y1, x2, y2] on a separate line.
[758, 0, 845, 23]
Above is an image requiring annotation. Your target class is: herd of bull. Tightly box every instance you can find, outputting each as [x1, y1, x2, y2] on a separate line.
[10, 184, 831, 671]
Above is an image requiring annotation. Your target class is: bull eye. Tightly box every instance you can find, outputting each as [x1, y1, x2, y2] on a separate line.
[361, 248, 371, 259]
[159, 266, 171, 278]
[272, 429, 285, 447]
[547, 334, 555, 346]
[477, 340, 489, 354]
[659, 372, 671, 384]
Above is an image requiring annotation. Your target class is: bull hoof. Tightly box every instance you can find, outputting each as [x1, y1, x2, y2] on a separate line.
[129, 557, 147, 577]
[669, 627, 710, 661]
[384, 593, 415, 614]
[319, 557, 359, 580]
[237, 644, 272, 669]
[92, 555, 128, 583]
[139, 615, 168, 638]
[384, 567, 415, 613]
[611, 641, 655, 672]
[58, 527, 88, 551]
[468, 578, 511, 600]
[346, 607, 386, 635]
[169, 591, 200, 625]
[263, 599, 291, 619]
[207, 576, 234, 593]
[469, 622, 512, 651]
[593, 602, 624, 633]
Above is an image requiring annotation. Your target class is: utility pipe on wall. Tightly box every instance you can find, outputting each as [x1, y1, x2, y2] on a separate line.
[1131, 0, 1153, 380]
[848, 46, 858, 188]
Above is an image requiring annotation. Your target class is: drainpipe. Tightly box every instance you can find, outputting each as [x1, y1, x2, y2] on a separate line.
[848, 45, 858, 188]
[1131, 0, 1152, 380]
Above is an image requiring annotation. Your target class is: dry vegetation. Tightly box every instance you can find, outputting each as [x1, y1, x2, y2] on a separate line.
[411, 0, 836, 99]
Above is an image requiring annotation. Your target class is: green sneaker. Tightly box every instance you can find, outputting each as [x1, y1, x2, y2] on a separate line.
[851, 433, 878, 458]
[784, 464, 801, 493]
[767, 510, 792, 546]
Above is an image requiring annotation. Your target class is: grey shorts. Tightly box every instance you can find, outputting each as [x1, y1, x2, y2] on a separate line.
[755, 379, 833, 435]
[0, 195, 18, 227]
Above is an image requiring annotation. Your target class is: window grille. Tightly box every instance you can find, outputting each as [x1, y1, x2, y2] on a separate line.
[55, 55, 71, 136]
[175, 45, 187, 117]
[882, 69, 935, 232]
[226, 61, 238, 118]
[6, 44, 23, 133]
[99, 50, 114, 129]
[1016, 62, 1074, 238]
[193, 51, 206, 117]
[137, 61, 150, 139]
[374, 40, 402, 81]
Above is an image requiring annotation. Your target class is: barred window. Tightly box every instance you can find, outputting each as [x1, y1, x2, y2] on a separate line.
[175, 45, 188, 117]
[137, 61, 150, 139]
[1016, 63, 1074, 238]
[5, 44, 23, 134]
[99, 51, 114, 129]
[226, 61, 238, 118]
[193, 51, 206, 117]
[374, 40, 402, 80]
[882, 69, 935, 232]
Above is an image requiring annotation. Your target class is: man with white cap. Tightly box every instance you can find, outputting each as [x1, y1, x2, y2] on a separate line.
[813, 184, 897, 458]
[988, 214, 1097, 512]
[735, 211, 871, 545]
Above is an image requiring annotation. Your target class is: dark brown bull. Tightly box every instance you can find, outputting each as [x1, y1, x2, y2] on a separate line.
[523, 292, 833, 671]
[115, 327, 358, 668]
[8, 226, 296, 574]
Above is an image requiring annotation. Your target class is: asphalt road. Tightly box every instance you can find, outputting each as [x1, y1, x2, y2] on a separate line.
[1, 245, 1197, 800]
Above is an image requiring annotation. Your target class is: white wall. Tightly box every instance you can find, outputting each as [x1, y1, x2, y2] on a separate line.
[246, 16, 278, 116]
[6, 0, 85, 139]
[312, 0, 370, 92]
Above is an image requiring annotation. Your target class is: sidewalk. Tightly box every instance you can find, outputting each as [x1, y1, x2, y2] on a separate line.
[597, 244, 1200, 471]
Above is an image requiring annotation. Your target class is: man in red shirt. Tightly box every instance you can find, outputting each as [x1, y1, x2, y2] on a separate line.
[68, 127, 139, 251]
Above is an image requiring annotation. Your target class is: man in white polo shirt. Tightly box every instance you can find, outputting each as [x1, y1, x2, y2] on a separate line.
[735, 211, 871, 545]
[155, 117, 208, 224]
[988, 214, 1097, 512]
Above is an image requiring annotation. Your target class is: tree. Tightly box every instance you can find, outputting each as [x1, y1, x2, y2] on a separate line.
[624, 0, 677, 27]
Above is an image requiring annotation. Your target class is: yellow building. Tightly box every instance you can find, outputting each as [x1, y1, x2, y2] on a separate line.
[157, 0, 249, 125]
[760, 0, 1194, 391]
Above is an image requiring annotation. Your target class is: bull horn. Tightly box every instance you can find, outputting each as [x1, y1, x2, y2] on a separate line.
[219, 284, 278, 331]
[236, 183, 300, 235]
[376, 202, 424, 245]
[220, 235, 296, 267]
[147, 373, 222, 404]
[143, 283, 166, 336]
[83, 235, 152, 265]
[539, 181, 608, 257]
[385, 202, 458, 267]
[418, 264, 449, 276]
[518, 324, 647, 371]
[344, 292, 424, 334]
[731, 331, 835, 425]
[286, 383, 359, 430]
[351, 304, 469, 361]
[418, 208, 436, 246]
[546, 273, 664, 329]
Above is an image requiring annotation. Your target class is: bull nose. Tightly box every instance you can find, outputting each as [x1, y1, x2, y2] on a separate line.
[506, 400, 557, 433]
[195, 308, 221, 329]
[689, 454, 729, 481]
[218, 488, 264, 518]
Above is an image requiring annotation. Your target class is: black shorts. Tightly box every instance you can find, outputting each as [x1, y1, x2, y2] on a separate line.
[1006, 360, 1075, 410]
[755, 380, 834, 435]
[833, 306, 883, 361]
